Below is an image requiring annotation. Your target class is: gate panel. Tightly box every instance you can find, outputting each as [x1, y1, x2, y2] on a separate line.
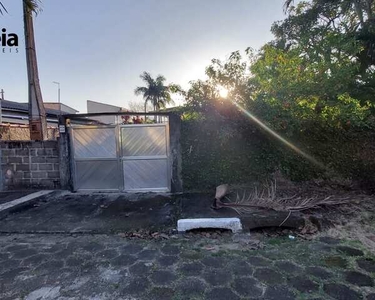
[121, 126, 167, 156]
[120, 124, 169, 192]
[76, 160, 121, 190]
[73, 127, 117, 158]
[71, 126, 121, 191]
[123, 159, 168, 190]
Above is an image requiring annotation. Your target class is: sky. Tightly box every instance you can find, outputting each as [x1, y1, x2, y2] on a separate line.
[0, 0, 286, 113]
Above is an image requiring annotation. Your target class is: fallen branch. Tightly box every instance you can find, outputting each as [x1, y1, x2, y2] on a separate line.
[212, 181, 359, 215]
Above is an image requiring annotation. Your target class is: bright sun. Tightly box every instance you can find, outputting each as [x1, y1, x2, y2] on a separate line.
[218, 86, 229, 98]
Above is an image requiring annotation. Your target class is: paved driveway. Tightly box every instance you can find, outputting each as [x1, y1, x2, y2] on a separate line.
[0, 191, 307, 234]
[0, 233, 374, 300]
[0, 191, 178, 233]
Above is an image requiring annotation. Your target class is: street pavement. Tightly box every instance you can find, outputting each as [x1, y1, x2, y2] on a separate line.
[0, 233, 374, 300]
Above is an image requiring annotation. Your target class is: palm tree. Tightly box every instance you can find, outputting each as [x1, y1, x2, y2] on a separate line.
[0, 2, 7, 14]
[134, 72, 176, 112]
[23, 0, 47, 140]
[0, 1, 47, 140]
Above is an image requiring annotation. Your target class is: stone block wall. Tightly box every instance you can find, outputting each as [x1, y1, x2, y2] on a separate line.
[0, 141, 60, 190]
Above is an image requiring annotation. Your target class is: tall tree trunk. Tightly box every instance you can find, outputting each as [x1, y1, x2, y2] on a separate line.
[23, 1, 47, 140]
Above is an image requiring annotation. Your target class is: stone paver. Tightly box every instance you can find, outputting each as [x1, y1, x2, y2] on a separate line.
[175, 277, 207, 297]
[275, 260, 303, 274]
[357, 258, 375, 272]
[254, 267, 285, 284]
[306, 266, 333, 279]
[206, 287, 240, 300]
[178, 261, 204, 276]
[324, 283, 362, 300]
[337, 246, 364, 257]
[264, 285, 296, 300]
[150, 270, 177, 285]
[232, 277, 263, 297]
[202, 269, 232, 286]
[0, 234, 374, 300]
[289, 276, 319, 293]
[345, 271, 374, 287]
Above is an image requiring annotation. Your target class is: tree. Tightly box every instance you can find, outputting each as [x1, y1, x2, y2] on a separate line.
[276, 0, 375, 104]
[224, 0, 375, 130]
[0, 2, 7, 15]
[23, 0, 47, 140]
[127, 100, 153, 112]
[0, 1, 47, 140]
[134, 72, 178, 112]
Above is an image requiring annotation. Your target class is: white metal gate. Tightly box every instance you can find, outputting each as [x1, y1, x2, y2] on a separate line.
[70, 123, 170, 192]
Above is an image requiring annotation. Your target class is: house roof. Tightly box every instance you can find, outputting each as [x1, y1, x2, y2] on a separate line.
[1, 100, 70, 116]
[44, 102, 79, 113]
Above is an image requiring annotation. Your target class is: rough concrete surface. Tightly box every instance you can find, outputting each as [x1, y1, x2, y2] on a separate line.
[0, 191, 178, 233]
[0, 191, 309, 234]
[0, 191, 34, 205]
[0, 190, 52, 215]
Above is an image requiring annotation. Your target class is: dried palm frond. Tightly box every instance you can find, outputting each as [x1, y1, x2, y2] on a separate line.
[213, 181, 358, 215]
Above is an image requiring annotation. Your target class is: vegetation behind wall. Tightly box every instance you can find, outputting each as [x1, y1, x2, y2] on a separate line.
[181, 116, 375, 191]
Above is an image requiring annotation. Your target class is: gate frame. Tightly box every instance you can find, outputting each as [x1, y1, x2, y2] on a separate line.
[58, 112, 182, 193]
[69, 122, 171, 192]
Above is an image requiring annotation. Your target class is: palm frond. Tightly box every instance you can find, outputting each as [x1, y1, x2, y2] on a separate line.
[139, 72, 154, 85]
[24, 0, 43, 15]
[0, 2, 8, 15]
[283, 0, 294, 13]
[216, 181, 357, 215]
[134, 86, 148, 96]
[135, 71, 179, 111]
[156, 74, 166, 84]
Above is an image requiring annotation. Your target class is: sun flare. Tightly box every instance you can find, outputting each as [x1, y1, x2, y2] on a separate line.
[218, 86, 229, 98]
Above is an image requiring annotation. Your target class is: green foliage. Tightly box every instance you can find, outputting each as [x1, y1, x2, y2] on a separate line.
[134, 72, 181, 111]
[181, 116, 375, 190]
[181, 118, 278, 190]
[24, 0, 43, 15]
[179, 1, 375, 189]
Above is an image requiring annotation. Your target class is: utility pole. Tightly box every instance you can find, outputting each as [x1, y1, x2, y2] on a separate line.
[53, 81, 61, 115]
[0, 89, 4, 124]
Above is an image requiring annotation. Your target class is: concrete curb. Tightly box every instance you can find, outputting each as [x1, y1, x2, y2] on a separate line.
[177, 218, 243, 233]
[0, 190, 53, 217]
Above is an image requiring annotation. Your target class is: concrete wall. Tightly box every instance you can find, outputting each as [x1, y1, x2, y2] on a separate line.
[0, 141, 60, 190]
[169, 114, 183, 193]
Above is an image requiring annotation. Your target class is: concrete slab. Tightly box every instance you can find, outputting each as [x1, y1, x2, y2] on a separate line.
[177, 218, 242, 233]
[0, 192, 178, 233]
